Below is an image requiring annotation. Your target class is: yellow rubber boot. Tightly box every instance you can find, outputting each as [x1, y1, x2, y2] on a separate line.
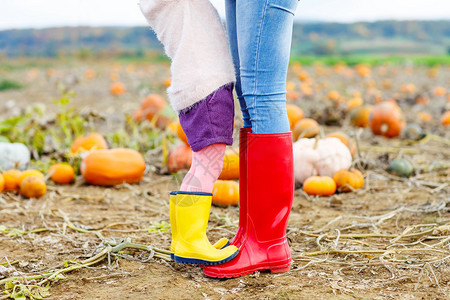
[169, 192, 229, 260]
[173, 192, 239, 265]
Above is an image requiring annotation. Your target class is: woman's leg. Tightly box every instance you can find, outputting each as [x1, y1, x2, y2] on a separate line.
[225, 0, 251, 129]
[237, 0, 298, 134]
[203, 0, 298, 277]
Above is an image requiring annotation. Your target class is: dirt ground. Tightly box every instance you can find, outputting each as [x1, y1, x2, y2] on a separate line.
[1, 58, 449, 299]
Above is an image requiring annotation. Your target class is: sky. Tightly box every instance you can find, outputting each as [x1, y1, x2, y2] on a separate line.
[0, 0, 449, 30]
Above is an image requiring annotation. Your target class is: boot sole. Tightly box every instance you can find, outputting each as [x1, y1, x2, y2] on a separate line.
[170, 242, 230, 261]
[174, 249, 239, 266]
[203, 263, 291, 278]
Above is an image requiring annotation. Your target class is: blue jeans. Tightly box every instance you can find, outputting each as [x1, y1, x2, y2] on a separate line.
[225, 0, 299, 134]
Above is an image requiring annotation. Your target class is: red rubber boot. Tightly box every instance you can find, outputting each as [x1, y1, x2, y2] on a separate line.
[203, 132, 294, 278]
[229, 127, 252, 248]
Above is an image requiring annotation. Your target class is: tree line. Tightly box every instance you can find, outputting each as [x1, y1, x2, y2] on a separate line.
[0, 20, 449, 58]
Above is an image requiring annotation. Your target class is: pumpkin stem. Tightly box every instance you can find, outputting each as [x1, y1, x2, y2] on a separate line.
[313, 135, 320, 150]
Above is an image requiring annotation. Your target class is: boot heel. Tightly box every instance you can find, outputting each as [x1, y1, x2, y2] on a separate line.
[270, 265, 290, 273]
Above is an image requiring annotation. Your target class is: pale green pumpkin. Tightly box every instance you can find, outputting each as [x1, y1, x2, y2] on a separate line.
[0, 142, 30, 171]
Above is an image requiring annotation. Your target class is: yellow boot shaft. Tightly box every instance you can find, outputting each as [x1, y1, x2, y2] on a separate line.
[173, 192, 238, 265]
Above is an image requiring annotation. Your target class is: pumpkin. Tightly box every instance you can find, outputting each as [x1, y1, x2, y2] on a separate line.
[141, 94, 172, 129]
[401, 123, 425, 141]
[328, 90, 340, 102]
[333, 168, 364, 192]
[417, 112, 432, 123]
[433, 87, 446, 97]
[303, 176, 336, 196]
[18, 170, 44, 186]
[81, 149, 146, 186]
[132, 109, 143, 122]
[0, 142, 30, 171]
[286, 104, 304, 130]
[163, 77, 171, 88]
[110, 82, 126, 96]
[20, 176, 46, 199]
[175, 121, 188, 145]
[389, 158, 414, 177]
[2, 169, 22, 191]
[346, 97, 363, 111]
[292, 118, 320, 140]
[369, 101, 405, 138]
[49, 164, 75, 184]
[349, 105, 373, 128]
[415, 96, 430, 105]
[400, 83, 415, 94]
[286, 81, 296, 91]
[293, 137, 352, 184]
[212, 180, 239, 206]
[298, 71, 309, 82]
[167, 144, 192, 173]
[71, 132, 108, 154]
[286, 91, 300, 101]
[355, 64, 371, 77]
[219, 148, 239, 180]
[85, 69, 96, 79]
[441, 111, 450, 126]
[0, 173, 4, 192]
[325, 132, 356, 156]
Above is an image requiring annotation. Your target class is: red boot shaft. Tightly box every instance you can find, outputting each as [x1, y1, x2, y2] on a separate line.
[230, 127, 252, 247]
[203, 132, 294, 278]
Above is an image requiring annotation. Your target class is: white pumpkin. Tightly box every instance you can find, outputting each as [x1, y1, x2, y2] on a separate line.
[0, 142, 30, 171]
[293, 137, 352, 184]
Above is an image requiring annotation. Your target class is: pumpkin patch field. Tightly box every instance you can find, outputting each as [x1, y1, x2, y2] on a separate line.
[0, 57, 449, 299]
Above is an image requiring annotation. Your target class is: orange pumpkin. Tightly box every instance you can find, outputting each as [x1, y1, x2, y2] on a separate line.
[3, 169, 22, 192]
[0, 173, 4, 192]
[369, 101, 405, 138]
[81, 149, 146, 186]
[141, 94, 172, 128]
[20, 176, 46, 199]
[219, 148, 239, 180]
[325, 132, 356, 156]
[286, 81, 296, 91]
[132, 109, 143, 122]
[71, 132, 108, 154]
[18, 170, 44, 186]
[349, 105, 372, 128]
[110, 82, 126, 96]
[303, 176, 336, 196]
[298, 71, 309, 82]
[293, 118, 320, 140]
[212, 180, 239, 206]
[49, 164, 75, 184]
[417, 112, 432, 123]
[333, 168, 364, 192]
[355, 64, 371, 77]
[85, 69, 96, 80]
[286, 91, 300, 101]
[346, 97, 363, 112]
[415, 96, 430, 105]
[167, 144, 192, 173]
[175, 121, 188, 145]
[286, 104, 304, 130]
[400, 83, 415, 94]
[328, 90, 340, 102]
[163, 77, 171, 88]
[434, 87, 446, 97]
[441, 111, 450, 126]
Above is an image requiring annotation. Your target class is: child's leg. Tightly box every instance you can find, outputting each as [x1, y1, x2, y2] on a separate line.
[139, 0, 237, 265]
[180, 143, 226, 193]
